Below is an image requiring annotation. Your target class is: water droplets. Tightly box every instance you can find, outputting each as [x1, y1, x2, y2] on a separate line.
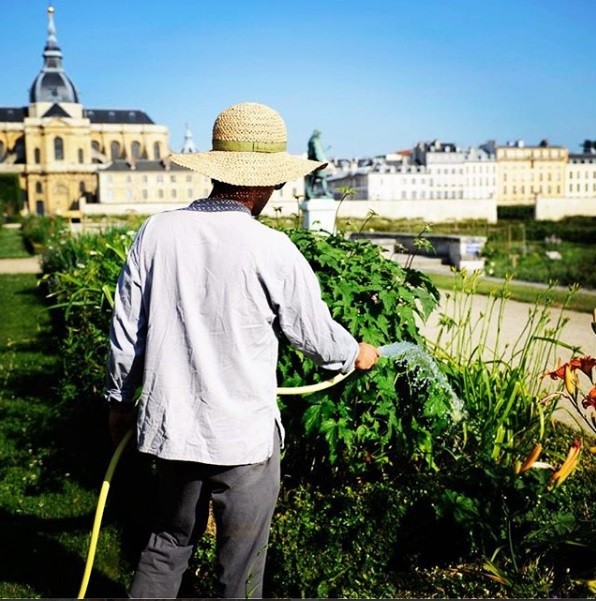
[379, 341, 465, 422]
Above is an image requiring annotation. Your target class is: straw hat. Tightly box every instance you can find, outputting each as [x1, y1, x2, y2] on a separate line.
[169, 102, 326, 186]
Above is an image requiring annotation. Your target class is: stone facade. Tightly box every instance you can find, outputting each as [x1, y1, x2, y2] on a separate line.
[496, 141, 568, 206]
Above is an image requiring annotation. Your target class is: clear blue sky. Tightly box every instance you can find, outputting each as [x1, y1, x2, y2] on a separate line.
[2, 0, 594, 157]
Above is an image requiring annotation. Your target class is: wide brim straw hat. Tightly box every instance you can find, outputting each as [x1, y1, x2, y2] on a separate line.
[169, 102, 326, 187]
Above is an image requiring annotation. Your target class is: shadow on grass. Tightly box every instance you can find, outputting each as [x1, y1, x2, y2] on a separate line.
[0, 507, 127, 598]
[1, 279, 160, 597]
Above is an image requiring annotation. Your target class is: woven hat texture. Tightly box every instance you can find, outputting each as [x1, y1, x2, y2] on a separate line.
[170, 102, 325, 186]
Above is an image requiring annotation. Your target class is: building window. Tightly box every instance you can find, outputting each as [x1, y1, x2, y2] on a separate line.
[157, 175, 163, 183]
[54, 137, 64, 161]
[79, 181, 86, 194]
[142, 189, 148, 200]
[170, 175, 176, 182]
[35, 182, 42, 194]
[153, 142, 161, 160]
[111, 141, 121, 160]
[171, 189, 177, 198]
[91, 141, 101, 163]
[142, 175, 148, 183]
[34, 148, 41, 164]
[131, 141, 141, 159]
[158, 189, 164, 199]
[186, 175, 192, 182]
[36, 200, 45, 215]
[188, 189, 193, 197]
[78, 148, 84, 163]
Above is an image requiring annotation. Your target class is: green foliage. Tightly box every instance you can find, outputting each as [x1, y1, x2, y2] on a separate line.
[21, 214, 66, 253]
[265, 484, 412, 598]
[41, 227, 136, 406]
[429, 271, 576, 466]
[497, 204, 535, 221]
[0, 173, 23, 216]
[275, 227, 448, 482]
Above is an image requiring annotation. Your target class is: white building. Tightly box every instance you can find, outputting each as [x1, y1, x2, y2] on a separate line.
[328, 139, 496, 203]
[566, 152, 596, 199]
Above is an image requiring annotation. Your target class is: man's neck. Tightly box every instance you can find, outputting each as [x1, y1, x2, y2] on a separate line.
[209, 182, 274, 216]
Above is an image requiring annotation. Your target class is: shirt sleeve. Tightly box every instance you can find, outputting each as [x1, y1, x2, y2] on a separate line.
[273, 241, 359, 373]
[105, 228, 148, 405]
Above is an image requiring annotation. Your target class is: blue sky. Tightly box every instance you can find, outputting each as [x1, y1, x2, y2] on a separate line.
[2, 0, 595, 157]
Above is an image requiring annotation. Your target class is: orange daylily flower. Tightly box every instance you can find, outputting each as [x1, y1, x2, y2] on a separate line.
[543, 363, 567, 380]
[549, 439, 582, 489]
[577, 355, 596, 377]
[543, 355, 596, 380]
[519, 443, 542, 473]
[581, 386, 596, 410]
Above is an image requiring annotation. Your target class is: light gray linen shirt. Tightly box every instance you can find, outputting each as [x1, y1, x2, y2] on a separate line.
[106, 199, 359, 466]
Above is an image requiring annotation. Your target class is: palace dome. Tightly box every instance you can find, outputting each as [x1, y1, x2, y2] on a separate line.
[29, 7, 80, 104]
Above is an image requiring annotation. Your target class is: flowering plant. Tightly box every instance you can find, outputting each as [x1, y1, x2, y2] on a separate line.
[543, 353, 596, 435]
[519, 311, 596, 490]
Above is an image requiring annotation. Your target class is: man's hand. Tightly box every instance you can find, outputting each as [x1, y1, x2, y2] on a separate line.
[354, 342, 380, 370]
[108, 405, 136, 447]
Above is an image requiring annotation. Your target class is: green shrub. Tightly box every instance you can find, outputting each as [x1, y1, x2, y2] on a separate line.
[497, 205, 535, 221]
[0, 173, 23, 216]
[41, 227, 137, 406]
[21, 214, 66, 253]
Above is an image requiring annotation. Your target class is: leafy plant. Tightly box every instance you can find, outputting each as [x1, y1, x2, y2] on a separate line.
[41, 227, 137, 406]
[275, 227, 449, 483]
[21, 214, 66, 253]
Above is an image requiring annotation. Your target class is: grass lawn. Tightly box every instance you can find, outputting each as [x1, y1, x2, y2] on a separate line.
[0, 274, 133, 598]
[429, 272, 596, 314]
[0, 226, 30, 259]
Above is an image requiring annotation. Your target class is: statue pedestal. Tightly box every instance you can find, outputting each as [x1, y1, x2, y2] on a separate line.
[299, 198, 338, 234]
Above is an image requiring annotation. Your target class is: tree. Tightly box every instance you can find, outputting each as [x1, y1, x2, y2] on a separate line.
[0, 174, 23, 216]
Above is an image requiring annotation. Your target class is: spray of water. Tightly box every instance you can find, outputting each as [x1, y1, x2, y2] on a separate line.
[379, 341, 465, 422]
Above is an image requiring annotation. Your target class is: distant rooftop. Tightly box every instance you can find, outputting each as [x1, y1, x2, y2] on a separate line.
[0, 107, 27, 122]
[103, 160, 191, 172]
[84, 109, 154, 124]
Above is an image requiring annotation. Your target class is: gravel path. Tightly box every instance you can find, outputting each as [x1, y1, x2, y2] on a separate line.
[0, 256, 41, 274]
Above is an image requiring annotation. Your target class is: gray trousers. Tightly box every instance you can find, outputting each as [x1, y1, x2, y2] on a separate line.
[129, 431, 280, 599]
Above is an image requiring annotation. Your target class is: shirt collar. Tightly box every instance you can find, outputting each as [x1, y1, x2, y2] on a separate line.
[185, 199, 251, 215]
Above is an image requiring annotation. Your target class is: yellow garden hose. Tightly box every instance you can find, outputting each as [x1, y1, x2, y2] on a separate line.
[276, 369, 354, 396]
[77, 429, 133, 599]
[77, 371, 354, 598]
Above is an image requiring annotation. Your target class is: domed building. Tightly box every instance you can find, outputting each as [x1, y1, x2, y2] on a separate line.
[0, 6, 173, 215]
